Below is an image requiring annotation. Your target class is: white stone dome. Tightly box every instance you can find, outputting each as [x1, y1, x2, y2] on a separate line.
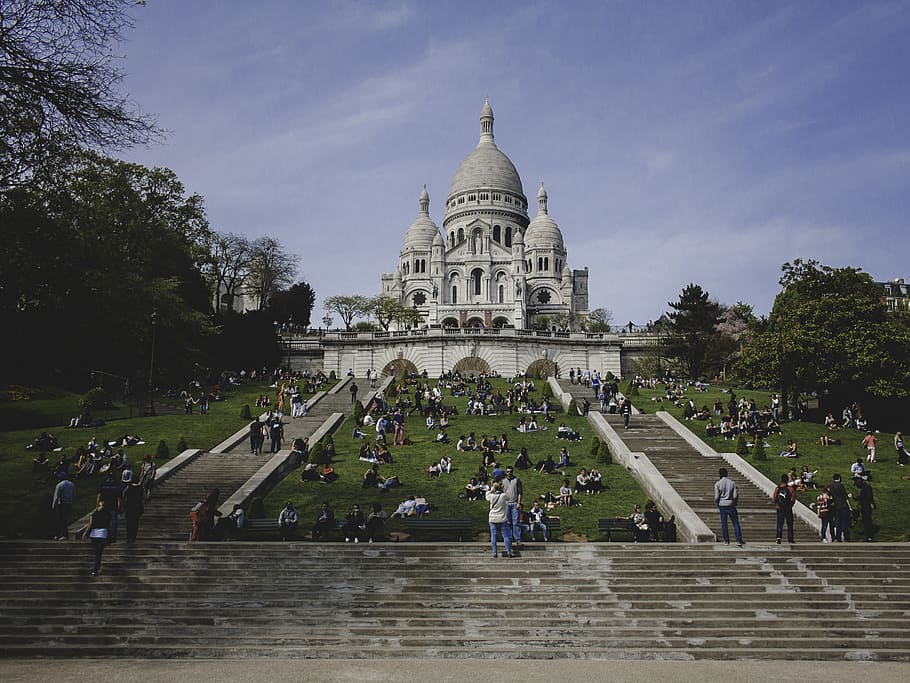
[449, 99, 524, 197]
[402, 185, 440, 250]
[524, 183, 564, 249]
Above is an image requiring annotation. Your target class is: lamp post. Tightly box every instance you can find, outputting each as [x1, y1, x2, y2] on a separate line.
[146, 310, 157, 417]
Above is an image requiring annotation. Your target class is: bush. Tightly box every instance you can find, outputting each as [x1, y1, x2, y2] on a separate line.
[568, 399, 578, 416]
[352, 400, 365, 424]
[604, 371, 615, 382]
[80, 387, 112, 411]
[309, 442, 329, 465]
[589, 436, 601, 456]
[736, 434, 749, 456]
[176, 437, 188, 452]
[329, 370, 337, 381]
[627, 384, 640, 397]
[541, 382, 553, 399]
[156, 440, 170, 461]
[752, 438, 767, 461]
[598, 441, 613, 465]
[248, 496, 265, 517]
[240, 404, 252, 419]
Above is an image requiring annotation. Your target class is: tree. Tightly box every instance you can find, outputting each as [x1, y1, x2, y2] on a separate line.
[366, 295, 405, 331]
[203, 232, 251, 314]
[581, 308, 613, 333]
[0, 150, 214, 384]
[737, 259, 910, 411]
[0, 0, 160, 188]
[324, 295, 370, 331]
[269, 281, 316, 330]
[245, 236, 298, 310]
[665, 284, 722, 380]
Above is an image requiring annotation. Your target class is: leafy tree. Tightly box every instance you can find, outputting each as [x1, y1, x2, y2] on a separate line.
[324, 295, 370, 331]
[367, 295, 408, 331]
[737, 260, 910, 410]
[0, 150, 214, 385]
[581, 307, 613, 333]
[665, 284, 723, 380]
[246, 236, 298, 310]
[0, 0, 160, 188]
[269, 282, 316, 330]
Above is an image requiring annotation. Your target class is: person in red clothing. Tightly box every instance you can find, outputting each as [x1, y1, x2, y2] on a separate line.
[772, 473, 796, 544]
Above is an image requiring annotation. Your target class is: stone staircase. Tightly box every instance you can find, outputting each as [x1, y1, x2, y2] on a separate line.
[1, 541, 908, 660]
[556, 381, 814, 543]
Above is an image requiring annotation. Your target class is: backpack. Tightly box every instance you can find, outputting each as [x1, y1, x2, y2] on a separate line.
[776, 485, 793, 508]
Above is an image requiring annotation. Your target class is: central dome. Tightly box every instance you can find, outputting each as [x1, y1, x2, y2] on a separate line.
[448, 99, 524, 197]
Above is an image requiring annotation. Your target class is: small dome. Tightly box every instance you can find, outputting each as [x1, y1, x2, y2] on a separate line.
[524, 183, 564, 249]
[432, 231, 444, 247]
[403, 185, 440, 250]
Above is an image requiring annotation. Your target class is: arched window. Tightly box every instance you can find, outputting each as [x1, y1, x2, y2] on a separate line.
[471, 268, 483, 296]
[493, 225, 501, 242]
[544, 257, 549, 271]
[449, 231, 455, 247]
[451, 285, 457, 304]
[538, 257, 543, 271]
[498, 284, 504, 303]
[505, 226, 513, 247]
[457, 228, 465, 243]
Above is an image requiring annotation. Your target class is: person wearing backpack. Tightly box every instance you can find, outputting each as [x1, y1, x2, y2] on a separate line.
[772, 473, 796, 544]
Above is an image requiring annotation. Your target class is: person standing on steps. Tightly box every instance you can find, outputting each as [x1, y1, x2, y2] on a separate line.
[620, 397, 632, 429]
[772, 473, 795, 544]
[829, 473, 850, 542]
[855, 477, 876, 541]
[502, 466, 523, 543]
[51, 471, 74, 540]
[714, 467, 744, 547]
[84, 500, 111, 576]
[122, 475, 144, 542]
[486, 482, 513, 558]
[350, 381, 359, 404]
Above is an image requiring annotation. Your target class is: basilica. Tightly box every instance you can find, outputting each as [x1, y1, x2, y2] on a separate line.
[381, 100, 589, 330]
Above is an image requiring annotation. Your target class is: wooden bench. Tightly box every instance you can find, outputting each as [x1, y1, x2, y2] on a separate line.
[402, 517, 473, 541]
[598, 517, 642, 542]
[521, 516, 560, 541]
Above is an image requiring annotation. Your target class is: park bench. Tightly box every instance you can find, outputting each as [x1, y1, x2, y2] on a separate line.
[402, 517, 473, 541]
[243, 518, 345, 540]
[521, 516, 560, 541]
[598, 517, 641, 542]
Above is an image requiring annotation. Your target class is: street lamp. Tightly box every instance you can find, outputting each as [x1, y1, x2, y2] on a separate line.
[146, 310, 157, 417]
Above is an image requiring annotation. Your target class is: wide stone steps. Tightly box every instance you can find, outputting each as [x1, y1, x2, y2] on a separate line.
[2, 542, 909, 661]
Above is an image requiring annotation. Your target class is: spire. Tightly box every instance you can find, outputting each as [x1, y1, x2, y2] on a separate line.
[419, 184, 430, 215]
[537, 182, 548, 215]
[479, 97, 494, 144]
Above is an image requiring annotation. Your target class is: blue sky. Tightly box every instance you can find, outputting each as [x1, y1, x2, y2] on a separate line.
[118, 0, 910, 328]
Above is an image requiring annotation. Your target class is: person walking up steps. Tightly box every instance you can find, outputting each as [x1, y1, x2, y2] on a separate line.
[714, 468, 744, 547]
[772, 473, 795, 544]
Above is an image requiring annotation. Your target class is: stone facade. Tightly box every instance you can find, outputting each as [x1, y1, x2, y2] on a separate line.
[381, 99, 589, 330]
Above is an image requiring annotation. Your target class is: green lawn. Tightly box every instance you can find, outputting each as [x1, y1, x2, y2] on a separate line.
[631, 383, 910, 541]
[264, 379, 650, 541]
[0, 379, 330, 539]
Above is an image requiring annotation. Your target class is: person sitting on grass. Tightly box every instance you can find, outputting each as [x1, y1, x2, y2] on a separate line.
[575, 468, 592, 494]
[435, 430, 450, 444]
[558, 447, 571, 469]
[513, 447, 534, 471]
[705, 419, 719, 438]
[377, 472, 401, 491]
[559, 479, 574, 507]
[536, 454, 558, 474]
[588, 468, 605, 494]
[779, 439, 798, 458]
[818, 434, 841, 446]
[464, 477, 487, 501]
[363, 464, 381, 488]
[391, 495, 417, 518]
[556, 423, 580, 440]
[824, 412, 838, 430]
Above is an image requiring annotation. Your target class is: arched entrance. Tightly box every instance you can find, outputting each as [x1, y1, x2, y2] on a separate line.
[525, 358, 557, 379]
[452, 356, 491, 377]
[382, 359, 419, 378]
[465, 317, 485, 328]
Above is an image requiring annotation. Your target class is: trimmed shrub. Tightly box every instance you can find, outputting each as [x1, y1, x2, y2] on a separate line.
[156, 440, 170, 461]
[176, 437, 188, 452]
[240, 404, 252, 419]
[589, 436, 601, 456]
[352, 400, 365, 423]
[568, 399, 578, 416]
[80, 387, 112, 411]
[736, 434, 749, 456]
[541, 382, 553, 399]
[752, 438, 767, 461]
[309, 442, 329, 464]
[329, 370, 337, 381]
[604, 371, 615, 382]
[597, 440, 613, 465]
[248, 496, 265, 517]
